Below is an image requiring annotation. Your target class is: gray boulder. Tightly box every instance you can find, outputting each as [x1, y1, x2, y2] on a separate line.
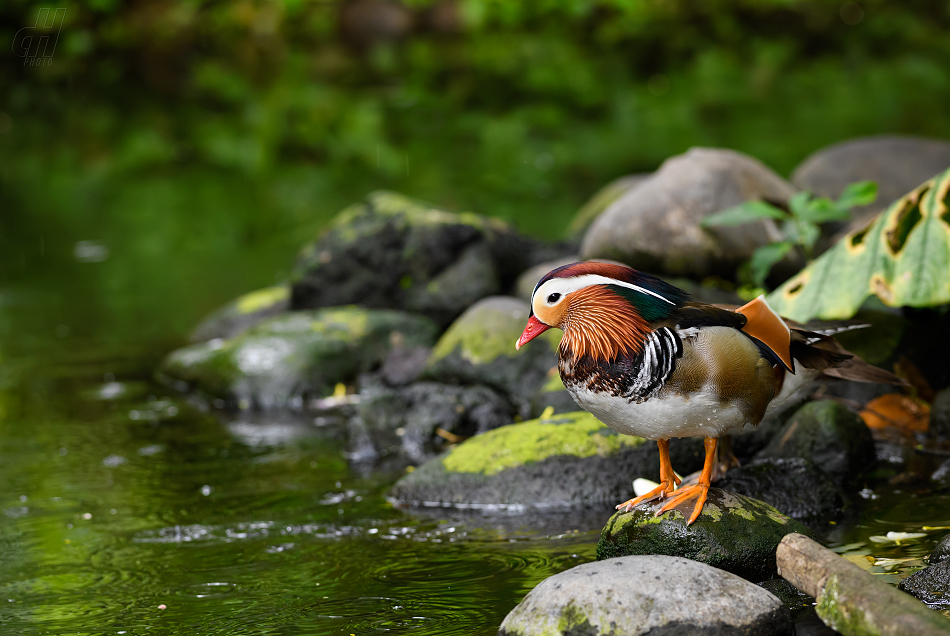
[596, 489, 813, 581]
[390, 411, 705, 510]
[898, 560, 950, 609]
[757, 400, 875, 486]
[347, 380, 512, 465]
[190, 285, 290, 343]
[290, 191, 555, 327]
[792, 135, 950, 232]
[498, 555, 792, 636]
[158, 306, 439, 410]
[424, 296, 561, 418]
[567, 173, 651, 237]
[581, 148, 797, 279]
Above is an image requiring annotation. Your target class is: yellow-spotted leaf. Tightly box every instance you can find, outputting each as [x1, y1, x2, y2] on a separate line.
[768, 167, 950, 321]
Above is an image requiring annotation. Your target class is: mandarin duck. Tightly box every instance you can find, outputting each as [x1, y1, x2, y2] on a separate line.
[516, 261, 900, 525]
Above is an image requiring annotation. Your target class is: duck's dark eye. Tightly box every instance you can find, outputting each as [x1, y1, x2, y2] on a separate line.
[547, 293, 561, 303]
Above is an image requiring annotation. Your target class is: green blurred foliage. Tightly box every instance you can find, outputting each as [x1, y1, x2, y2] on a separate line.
[1, 0, 950, 344]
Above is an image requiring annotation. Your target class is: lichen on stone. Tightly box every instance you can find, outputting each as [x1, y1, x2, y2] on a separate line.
[236, 285, 290, 315]
[441, 411, 645, 475]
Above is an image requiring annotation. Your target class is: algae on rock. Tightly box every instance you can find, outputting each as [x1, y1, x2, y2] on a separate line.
[159, 306, 438, 410]
[597, 489, 814, 581]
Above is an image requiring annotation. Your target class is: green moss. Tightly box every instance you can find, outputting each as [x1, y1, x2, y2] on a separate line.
[235, 285, 289, 315]
[431, 305, 560, 365]
[816, 575, 880, 636]
[557, 600, 597, 636]
[442, 411, 645, 475]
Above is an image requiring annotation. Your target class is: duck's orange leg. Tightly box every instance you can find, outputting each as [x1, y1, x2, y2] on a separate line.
[616, 439, 680, 512]
[657, 437, 717, 525]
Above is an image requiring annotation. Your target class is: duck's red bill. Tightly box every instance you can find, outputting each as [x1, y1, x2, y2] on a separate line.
[516, 315, 551, 350]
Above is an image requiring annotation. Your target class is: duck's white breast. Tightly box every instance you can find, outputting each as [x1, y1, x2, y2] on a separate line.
[565, 384, 750, 440]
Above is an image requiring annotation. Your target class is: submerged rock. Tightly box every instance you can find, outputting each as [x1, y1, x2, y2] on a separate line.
[581, 148, 798, 279]
[715, 457, 849, 524]
[758, 578, 814, 613]
[757, 400, 875, 486]
[424, 296, 561, 417]
[596, 489, 813, 581]
[290, 191, 552, 327]
[390, 411, 705, 510]
[898, 560, 950, 609]
[498, 555, 791, 636]
[190, 285, 291, 342]
[158, 306, 438, 409]
[348, 380, 512, 465]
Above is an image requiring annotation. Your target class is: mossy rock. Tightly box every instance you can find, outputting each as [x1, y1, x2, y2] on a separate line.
[758, 400, 875, 486]
[567, 174, 650, 238]
[596, 489, 814, 581]
[190, 284, 290, 343]
[425, 296, 561, 417]
[389, 411, 705, 509]
[159, 306, 438, 410]
[290, 191, 552, 327]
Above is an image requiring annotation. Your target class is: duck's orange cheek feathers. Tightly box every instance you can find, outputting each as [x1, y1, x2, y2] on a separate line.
[516, 315, 552, 350]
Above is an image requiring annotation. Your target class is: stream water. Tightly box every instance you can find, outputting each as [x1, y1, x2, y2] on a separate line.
[1, 245, 948, 635]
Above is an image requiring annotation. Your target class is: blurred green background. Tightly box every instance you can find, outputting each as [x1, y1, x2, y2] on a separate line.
[2, 0, 950, 353]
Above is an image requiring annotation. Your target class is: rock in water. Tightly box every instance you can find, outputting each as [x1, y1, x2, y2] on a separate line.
[158, 306, 438, 409]
[757, 400, 875, 487]
[424, 296, 562, 418]
[190, 285, 290, 343]
[715, 457, 849, 524]
[931, 534, 950, 565]
[580, 147, 798, 279]
[898, 560, 950, 609]
[497, 555, 792, 636]
[596, 489, 813, 581]
[389, 411, 705, 510]
[290, 191, 551, 327]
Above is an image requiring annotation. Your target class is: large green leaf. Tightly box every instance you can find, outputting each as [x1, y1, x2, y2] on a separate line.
[767, 168, 950, 321]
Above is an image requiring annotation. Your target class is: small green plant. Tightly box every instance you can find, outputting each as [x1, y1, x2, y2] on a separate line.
[701, 181, 878, 292]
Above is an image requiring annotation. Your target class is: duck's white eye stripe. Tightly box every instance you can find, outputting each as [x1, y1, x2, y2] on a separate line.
[533, 274, 674, 305]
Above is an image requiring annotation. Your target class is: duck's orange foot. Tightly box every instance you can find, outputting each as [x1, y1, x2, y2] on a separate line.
[615, 478, 679, 512]
[656, 483, 709, 525]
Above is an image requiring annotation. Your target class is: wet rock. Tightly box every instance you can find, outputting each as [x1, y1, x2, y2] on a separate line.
[379, 346, 431, 387]
[348, 380, 512, 465]
[596, 489, 814, 581]
[290, 191, 552, 327]
[933, 459, 950, 486]
[390, 411, 705, 510]
[567, 174, 651, 237]
[931, 387, 950, 439]
[730, 397, 809, 463]
[757, 400, 875, 486]
[792, 135, 950, 233]
[498, 555, 792, 636]
[898, 560, 950, 609]
[931, 534, 950, 565]
[581, 148, 797, 279]
[190, 285, 290, 343]
[424, 296, 560, 418]
[513, 256, 578, 303]
[758, 578, 814, 613]
[158, 306, 439, 409]
[715, 458, 848, 524]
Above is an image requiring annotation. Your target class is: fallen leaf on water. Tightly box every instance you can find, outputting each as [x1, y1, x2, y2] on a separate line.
[868, 531, 927, 543]
[860, 394, 930, 432]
